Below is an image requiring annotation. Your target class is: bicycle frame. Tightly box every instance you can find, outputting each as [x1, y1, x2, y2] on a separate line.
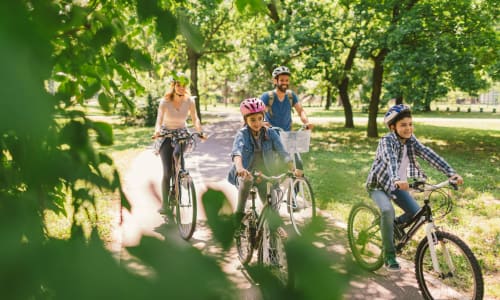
[395, 180, 457, 276]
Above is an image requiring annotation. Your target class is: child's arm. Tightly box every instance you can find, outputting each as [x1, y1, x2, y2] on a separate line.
[378, 137, 402, 190]
[233, 156, 250, 178]
[414, 139, 456, 177]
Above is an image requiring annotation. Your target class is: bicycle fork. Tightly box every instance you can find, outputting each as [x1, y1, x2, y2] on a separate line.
[425, 222, 455, 278]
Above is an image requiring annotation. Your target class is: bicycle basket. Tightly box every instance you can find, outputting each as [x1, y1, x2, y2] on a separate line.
[279, 130, 311, 153]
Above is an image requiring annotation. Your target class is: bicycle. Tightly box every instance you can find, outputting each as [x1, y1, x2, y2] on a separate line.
[347, 179, 484, 300]
[274, 126, 316, 235]
[154, 129, 204, 240]
[235, 170, 292, 285]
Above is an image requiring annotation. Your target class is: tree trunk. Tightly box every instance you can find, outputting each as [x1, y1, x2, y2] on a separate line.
[339, 77, 354, 128]
[325, 86, 332, 110]
[367, 49, 388, 138]
[338, 44, 357, 128]
[188, 48, 202, 122]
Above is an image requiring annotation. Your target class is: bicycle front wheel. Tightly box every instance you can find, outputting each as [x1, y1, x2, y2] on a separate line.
[415, 231, 484, 300]
[176, 174, 197, 240]
[258, 207, 289, 286]
[347, 202, 384, 271]
[288, 177, 316, 235]
[236, 213, 255, 265]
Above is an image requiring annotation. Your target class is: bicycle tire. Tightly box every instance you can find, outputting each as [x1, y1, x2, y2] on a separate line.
[347, 202, 384, 271]
[236, 213, 255, 265]
[258, 207, 289, 286]
[288, 176, 316, 235]
[415, 231, 484, 300]
[176, 174, 197, 240]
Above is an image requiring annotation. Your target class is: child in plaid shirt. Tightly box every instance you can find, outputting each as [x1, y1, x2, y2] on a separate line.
[365, 104, 463, 271]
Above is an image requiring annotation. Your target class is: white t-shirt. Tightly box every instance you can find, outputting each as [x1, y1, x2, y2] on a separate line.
[398, 144, 409, 181]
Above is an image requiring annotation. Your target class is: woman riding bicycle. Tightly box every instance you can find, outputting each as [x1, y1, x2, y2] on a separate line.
[153, 71, 204, 214]
[365, 104, 463, 271]
[228, 98, 296, 229]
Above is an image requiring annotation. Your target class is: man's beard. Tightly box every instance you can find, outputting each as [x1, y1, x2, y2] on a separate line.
[277, 84, 288, 92]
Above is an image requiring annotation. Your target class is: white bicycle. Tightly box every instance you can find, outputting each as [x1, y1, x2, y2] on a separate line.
[274, 127, 316, 235]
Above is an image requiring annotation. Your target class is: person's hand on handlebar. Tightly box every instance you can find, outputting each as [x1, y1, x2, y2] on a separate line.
[152, 131, 161, 139]
[236, 167, 252, 179]
[449, 174, 464, 185]
[394, 180, 409, 191]
[303, 123, 314, 130]
[198, 131, 208, 141]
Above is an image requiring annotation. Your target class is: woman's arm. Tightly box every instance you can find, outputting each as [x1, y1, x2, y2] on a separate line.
[189, 98, 203, 133]
[154, 100, 166, 136]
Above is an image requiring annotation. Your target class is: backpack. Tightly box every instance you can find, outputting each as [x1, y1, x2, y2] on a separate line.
[266, 90, 294, 117]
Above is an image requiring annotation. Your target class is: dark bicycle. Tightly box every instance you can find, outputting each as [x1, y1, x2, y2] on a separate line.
[235, 170, 291, 286]
[154, 130, 204, 240]
[347, 179, 484, 299]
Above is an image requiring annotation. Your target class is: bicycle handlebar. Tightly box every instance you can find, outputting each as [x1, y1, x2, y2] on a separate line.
[152, 131, 205, 140]
[251, 170, 294, 183]
[410, 179, 459, 192]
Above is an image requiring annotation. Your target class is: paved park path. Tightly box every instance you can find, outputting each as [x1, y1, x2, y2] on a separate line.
[116, 112, 427, 300]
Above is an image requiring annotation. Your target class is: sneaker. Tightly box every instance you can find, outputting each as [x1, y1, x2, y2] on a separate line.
[384, 254, 401, 272]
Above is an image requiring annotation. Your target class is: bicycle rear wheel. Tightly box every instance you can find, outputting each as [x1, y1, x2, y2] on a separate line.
[236, 213, 255, 265]
[258, 208, 289, 286]
[415, 231, 484, 300]
[176, 174, 197, 240]
[288, 177, 316, 235]
[347, 202, 384, 271]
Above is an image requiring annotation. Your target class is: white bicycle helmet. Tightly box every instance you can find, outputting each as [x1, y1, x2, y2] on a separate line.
[384, 104, 411, 128]
[272, 66, 291, 78]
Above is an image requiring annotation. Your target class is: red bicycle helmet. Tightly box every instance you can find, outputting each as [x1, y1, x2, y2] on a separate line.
[240, 98, 265, 116]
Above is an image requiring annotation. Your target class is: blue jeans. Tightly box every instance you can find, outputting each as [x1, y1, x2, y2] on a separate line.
[370, 189, 420, 255]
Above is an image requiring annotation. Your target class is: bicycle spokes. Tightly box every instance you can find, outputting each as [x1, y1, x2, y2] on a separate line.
[176, 175, 197, 240]
[347, 203, 384, 271]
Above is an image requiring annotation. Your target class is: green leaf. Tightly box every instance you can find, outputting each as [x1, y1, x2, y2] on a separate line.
[113, 42, 132, 63]
[178, 15, 204, 53]
[92, 26, 114, 48]
[136, 0, 159, 21]
[97, 92, 112, 112]
[92, 121, 113, 146]
[131, 49, 153, 70]
[155, 10, 177, 42]
[83, 79, 101, 99]
[202, 189, 235, 250]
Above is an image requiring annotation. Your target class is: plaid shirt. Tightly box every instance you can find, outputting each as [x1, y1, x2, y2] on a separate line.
[366, 132, 456, 193]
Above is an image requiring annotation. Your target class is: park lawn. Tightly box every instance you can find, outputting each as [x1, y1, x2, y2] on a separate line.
[303, 121, 499, 298]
